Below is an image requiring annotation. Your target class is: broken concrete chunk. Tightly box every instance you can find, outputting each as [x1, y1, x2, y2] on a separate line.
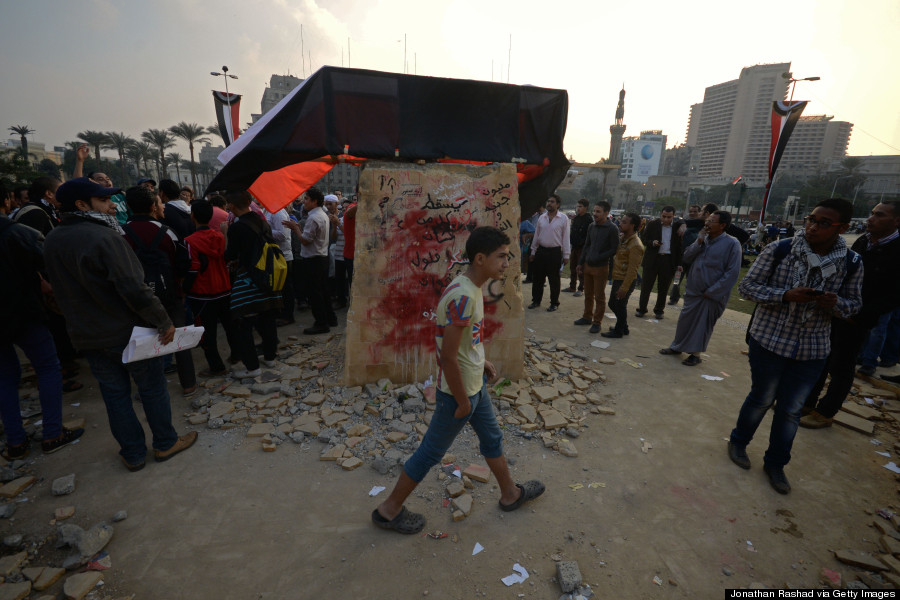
[51, 474, 76, 497]
[557, 439, 578, 457]
[0, 476, 35, 499]
[532, 386, 558, 403]
[446, 481, 465, 498]
[556, 561, 583, 593]
[0, 551, 28, 577]
[539, 408, 568, 429]
[63, 571, 103, 600]
[34, 567, 65, 591]
[0, 581, 31, 600]
[341, 457, 363, 470]
[462, 464, 491, 483]
[451, 493, 473, 516]
[833, 549, 887, 571]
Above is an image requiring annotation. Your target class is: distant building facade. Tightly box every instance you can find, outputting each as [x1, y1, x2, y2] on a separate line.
[777, 115, 852, 178]
[619, 130, 667, 183]
[250, 74, 306, 124]
[690, 62, 791, 185]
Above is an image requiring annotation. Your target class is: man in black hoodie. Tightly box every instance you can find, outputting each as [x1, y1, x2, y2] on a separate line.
[159, 179, 194, 241]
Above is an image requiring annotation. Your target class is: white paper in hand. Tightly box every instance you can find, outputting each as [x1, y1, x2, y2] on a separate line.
[122, 325, 205, 364]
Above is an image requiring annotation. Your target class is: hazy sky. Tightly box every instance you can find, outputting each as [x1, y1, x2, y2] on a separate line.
[1, 0, 898, 164]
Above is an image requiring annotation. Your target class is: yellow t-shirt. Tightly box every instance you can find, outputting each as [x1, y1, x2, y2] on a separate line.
[436, 275, 485, 397]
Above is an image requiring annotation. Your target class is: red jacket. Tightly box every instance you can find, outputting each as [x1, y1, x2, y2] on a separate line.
[184, 226, 231, 300]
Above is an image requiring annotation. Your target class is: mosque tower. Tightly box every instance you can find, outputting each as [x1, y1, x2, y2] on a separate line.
[608, 86, 626, 163]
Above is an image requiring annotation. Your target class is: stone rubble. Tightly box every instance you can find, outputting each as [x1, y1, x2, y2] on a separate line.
[180, 334, 619, 480]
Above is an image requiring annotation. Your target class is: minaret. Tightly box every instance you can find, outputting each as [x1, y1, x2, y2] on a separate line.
[608, 86, 626, 163]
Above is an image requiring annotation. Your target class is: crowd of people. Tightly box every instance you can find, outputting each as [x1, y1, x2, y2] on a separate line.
[0, 147, 357, 471]
[522, 195, 900, 495]
[1, 157, 899, 510]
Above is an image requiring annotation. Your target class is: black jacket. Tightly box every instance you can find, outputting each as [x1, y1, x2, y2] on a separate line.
[579, 220, 619, 267]
[851, 234, 900, 329]
[0, 217, 47, 341]
[13, 201, 58, 236]
[640, 219, 683, 266]
[569, 213, 592, 248]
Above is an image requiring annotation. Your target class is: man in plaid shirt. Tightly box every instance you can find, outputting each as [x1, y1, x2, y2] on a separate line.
[728, 198, 863, 494]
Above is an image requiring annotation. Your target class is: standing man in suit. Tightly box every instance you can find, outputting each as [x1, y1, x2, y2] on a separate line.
[636, 206, 682, 320]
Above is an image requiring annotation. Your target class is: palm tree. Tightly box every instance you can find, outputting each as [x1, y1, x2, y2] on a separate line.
[129, 141, 156, 179]
[206, 124, 226, 145]
[8, 125, 35, 162]
[169, 122, 209, 191]
[103, 132, 135, 183]
[77, 130, 109, 164]
[166, 152, 184, 183]
[141, 129, 175, 181]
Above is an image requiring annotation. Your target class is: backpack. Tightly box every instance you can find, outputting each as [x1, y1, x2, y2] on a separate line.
[745, 238, 861, 343]
[243, 217, 287, 294]
[122, 223, 178, 308]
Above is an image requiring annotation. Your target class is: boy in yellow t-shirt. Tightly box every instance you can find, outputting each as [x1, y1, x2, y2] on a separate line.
[372, 227, 545, 534]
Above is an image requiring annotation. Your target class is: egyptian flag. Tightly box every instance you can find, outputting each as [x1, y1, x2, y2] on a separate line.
[760, 100, 807, 223]
[212, 91, 242, 146]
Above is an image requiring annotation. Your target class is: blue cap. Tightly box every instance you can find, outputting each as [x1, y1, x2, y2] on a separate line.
[56, 177, 122, 211]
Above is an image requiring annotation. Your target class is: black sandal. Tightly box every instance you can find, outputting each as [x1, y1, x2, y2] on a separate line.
[499, 480, 546, 512]
[682, 355, 702, 366]
[371, 506, 426, 534]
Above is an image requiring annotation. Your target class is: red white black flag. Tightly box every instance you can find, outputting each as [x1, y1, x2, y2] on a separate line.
[760, 100, 807, 223]
[212, 91, 242, 146]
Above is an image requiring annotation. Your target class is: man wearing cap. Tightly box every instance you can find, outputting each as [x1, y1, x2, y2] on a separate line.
[43, 178, 197, 472]
[137, 178, 157, 192]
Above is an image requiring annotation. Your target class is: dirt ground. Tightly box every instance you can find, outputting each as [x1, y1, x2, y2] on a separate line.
[5, 283, 900, 600]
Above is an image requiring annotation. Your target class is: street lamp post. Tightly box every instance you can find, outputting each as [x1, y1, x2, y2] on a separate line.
[211, 66, 239, 142]
[782, 73, 821, 102]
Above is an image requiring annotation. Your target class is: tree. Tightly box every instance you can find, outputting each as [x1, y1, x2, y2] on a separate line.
[169, 122, 209, 191]
[581, 179, 602, 203]
[0, 148, 42, 183]
[141, 129, 175, 181]
[166, 152, 183, 183]
[131, 141, 156, 179]
[8, 125, 35, 162]
[38, 158, 61, 178]
[77, 130, 109, 164]
[104, 132, 135, 184]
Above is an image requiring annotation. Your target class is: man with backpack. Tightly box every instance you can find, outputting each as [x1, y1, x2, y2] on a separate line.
[222, 190, 284, 378]
[728, 198, 863, 494]
[122, 186, 197, 397]
[43, 178, 197, 472]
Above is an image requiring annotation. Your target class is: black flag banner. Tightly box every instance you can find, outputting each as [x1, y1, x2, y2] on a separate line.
[760, 100, 808, 223]
[212, 91, 242, 146]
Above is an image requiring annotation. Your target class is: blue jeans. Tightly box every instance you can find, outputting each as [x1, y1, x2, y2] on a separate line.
[84, 346, 178, 464]
[730, 337, 826, 468]
[403, 383, 503, 483]
[860, 308, 900, 367]
[0, 323, 63, 445]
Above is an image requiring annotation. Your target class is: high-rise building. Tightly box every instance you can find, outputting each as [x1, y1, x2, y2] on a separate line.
[685, 103, 702, 147]
[618, 130, 667, 183]
[250, 74, 305, 123]
[690, 62, 791, 184]
[608, 87, 626, 163]
[779, 115, 852, 176]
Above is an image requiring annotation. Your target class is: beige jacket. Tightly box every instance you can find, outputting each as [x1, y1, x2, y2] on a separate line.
[612, 232, 645, 289]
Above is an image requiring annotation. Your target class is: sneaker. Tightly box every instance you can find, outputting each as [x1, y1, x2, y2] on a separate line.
[261, 359, 277, 368]
[121, 455, 146, 472]
[573, 291, 583, 297]
[727, 442, 751, 470]
[763, 464, 791, 494]
[232, 367, 261, 378]
[527, 302, 540, 309]
[154, 431, 198, 462]
[42, 428, 85, 454]
[600, 330, 623, 338]
[589, 324, 600, 334]
[573, 318, 592, 326]
[653, 312, 665, 320]
[799, 411, 833, 429]
[857, 365, 876, 377]
[2, 440, 30, 461]
[634, 309, 647, 318]
[608, 326, 629, 336]
[546, 304, 559, 312]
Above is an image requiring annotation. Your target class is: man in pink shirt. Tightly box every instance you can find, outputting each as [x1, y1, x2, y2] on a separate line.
[528, 194, 571, 312]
